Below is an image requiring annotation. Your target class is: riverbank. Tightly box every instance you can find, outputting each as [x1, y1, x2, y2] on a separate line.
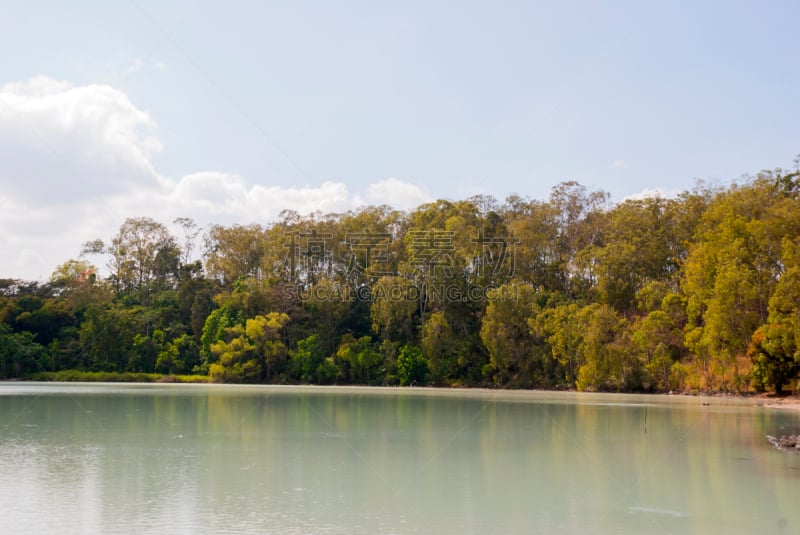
[757, 397, 800, 409]
[17, 371, 800, 408]
[673, 390, 800, 409]
[30, 370, 211, 383]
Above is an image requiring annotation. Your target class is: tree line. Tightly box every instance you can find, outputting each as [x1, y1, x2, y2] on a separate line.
[2, 166, 800, 394]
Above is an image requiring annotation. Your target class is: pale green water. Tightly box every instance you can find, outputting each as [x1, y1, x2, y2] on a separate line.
[0, 384, 798, 534]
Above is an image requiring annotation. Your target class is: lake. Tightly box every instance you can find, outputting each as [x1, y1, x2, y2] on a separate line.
[0, 384, 798, 534]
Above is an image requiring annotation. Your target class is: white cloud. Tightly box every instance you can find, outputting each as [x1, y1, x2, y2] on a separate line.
[159, 172, 354, 223]
[612, 159, 628, 169]
[0, 77, 429, 280]
[358, 178, 431, 210]
[0, 77, 162, 204]
[622, 187, 680, 201]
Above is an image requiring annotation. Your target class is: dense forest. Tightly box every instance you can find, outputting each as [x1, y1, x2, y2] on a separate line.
[3, 166, 800, 394]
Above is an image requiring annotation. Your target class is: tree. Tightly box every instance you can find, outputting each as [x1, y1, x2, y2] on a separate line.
[176, 261, 217, 341]
[156, 334, 202, 375]
[83, 217, 180, 301]
[548, 181, 609, 296]
[681, 175, 800, 390]
[420, 310, 456, 384]
[209, 312, 290, 382]
[174, 217, 201, 266]
[49, 259, 109, 313]
[370, 276, 417, 343]
[631, 309, 683, 390]
[748, 259, 800, 394]
[0, 323, 47, 378]
[480, 283, 545, 386]
[200, 306, 244, 363]
[129, 330, 163, 372]
[396, 345, 429, 386]
[302, 278, 354, 355]
[291, 334, 335, 384]
[532, 302, 583, 386]
[203, 224, 266, 286]
[504, 198, 561, 289]
[587, 197, 682, 312]
[51, 259, 97, 288]
[748, 324, 799, 395]
[574, 304, 631, 392]
[79, 304, 154, 371]
[336, 334, 383, 384]
[7, 161, 800, 392]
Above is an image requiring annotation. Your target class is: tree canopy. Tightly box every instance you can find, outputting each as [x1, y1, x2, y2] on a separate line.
[5, 165, 800, 394]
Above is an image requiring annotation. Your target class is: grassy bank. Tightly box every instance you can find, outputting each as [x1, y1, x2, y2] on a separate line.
[31, 370, 212, 383]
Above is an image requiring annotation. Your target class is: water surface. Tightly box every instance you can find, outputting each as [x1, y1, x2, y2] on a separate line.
[0, 384, 798, 534]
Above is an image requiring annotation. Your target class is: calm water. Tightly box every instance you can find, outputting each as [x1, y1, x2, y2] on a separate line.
[0, 384, 798, 534]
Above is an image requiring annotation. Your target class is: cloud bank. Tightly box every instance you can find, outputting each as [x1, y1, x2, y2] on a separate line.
[0, 77, 430, 280]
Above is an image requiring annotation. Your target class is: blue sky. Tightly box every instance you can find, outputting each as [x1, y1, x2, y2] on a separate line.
[1, 0, 799, 279]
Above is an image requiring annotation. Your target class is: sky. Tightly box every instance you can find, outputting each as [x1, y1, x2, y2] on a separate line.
[1, 0, 799, 281]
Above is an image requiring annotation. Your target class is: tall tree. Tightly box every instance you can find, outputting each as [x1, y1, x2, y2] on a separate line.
[83, 217, 180, 301]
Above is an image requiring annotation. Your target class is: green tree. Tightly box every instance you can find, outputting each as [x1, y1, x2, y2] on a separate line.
[574, 304, 631, 392]
[291, 334, 336, 383]
[748, 324, 799, 395]
[681, 174, 800, 390]
[420, 310, 456, 384]
[83, 217, 180, 301]
[302, 278, 354, 355]
[203, 224, 266, 286]
[532, 302, 583, 386]
[79, 304, 152, 371]
[0, 324, 47, 378]
[156, 334, 202, 374]
[587, 197, 683, 312]
[631, 308, 683, 390]
[209, 312, 290, 383]
[480, 283, 546, 386]
[336, 334, 383, 384]
[129, 330, 164, 373]
[370, 276, 417, 343]
[200, 306, 244, 363]
[396, 345, 429, 386]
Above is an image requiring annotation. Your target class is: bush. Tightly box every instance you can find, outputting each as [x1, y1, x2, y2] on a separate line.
[397, 345, 429, 386]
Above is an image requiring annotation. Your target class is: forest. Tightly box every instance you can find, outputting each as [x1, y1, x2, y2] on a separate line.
[2, 166, 800, 394]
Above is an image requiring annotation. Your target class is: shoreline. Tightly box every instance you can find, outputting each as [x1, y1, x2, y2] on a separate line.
[756, 398, 800, 409]
[6, 374, 800, 408]
[690, 390, 800, 408]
